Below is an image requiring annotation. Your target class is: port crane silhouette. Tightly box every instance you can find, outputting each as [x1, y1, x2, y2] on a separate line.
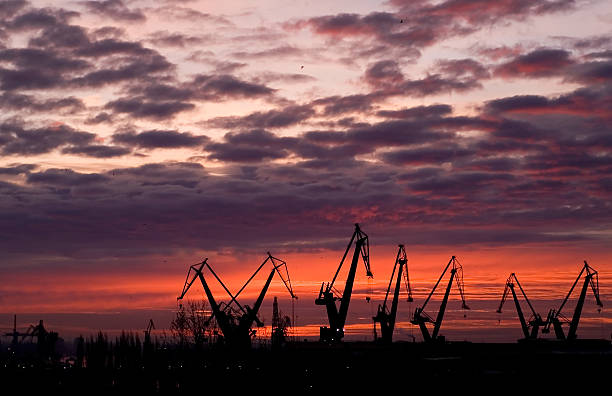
[411, 256, 469, 342]
[543, 261, 602, 340]
[496, 273, 546, 340]
[315, 223, 373, 342]
[372, 244, 413, 343]
[177, 252, 296, 347]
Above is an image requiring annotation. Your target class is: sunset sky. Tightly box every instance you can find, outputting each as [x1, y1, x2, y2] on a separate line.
[0, 0, 611, 342]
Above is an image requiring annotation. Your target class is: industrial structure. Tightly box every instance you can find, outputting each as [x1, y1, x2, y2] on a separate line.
[411, 256, 469, 342]
[177, 252, 297, 347]
[497, 273, 546, 340]
[372, 244, 412, 343]
[543, 261, 603, 341]
[315, 223, 373, 342]
[271, 296, 292, 346]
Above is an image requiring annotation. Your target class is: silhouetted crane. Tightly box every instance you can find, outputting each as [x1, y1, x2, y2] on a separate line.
[497, 273, 545, 340]
[543, 261, 602, 341]
[411, 256, 469, 342]
[373, 244, 412, 343]
[177, 252, 296, 347]
[315, 223, 373, 342]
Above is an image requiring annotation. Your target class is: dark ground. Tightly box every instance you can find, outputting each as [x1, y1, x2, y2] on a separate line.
[1, 340, 610, 394]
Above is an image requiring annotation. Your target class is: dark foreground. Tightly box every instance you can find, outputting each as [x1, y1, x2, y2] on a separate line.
[1, 340, 610, 394]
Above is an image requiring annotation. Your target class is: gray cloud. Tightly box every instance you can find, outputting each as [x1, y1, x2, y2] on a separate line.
[81, 0, 145, 22]
[112, 129, 209, 149]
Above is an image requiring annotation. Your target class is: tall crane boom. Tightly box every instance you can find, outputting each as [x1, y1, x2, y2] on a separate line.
[411, 256, 469, 342]
[496, 273, 545, 340]
[236, 253, 297, 337]
[177, 258, 241, 343]
[544, 261, 602, 341]
[177, 254, 296, 347]
[373, 244, 412, 343]
[315, 223, 373, 342]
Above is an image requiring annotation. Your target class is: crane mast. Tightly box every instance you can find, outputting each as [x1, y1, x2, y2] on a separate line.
[544, 261, 602, 341]
[496, 273, 545, 340]
[178, 258, 240, 343]
[373, 244, 412, 343]
[177, 253, 296, 347]
[315, 223, 373, 342]
[411, 256, 469, 342]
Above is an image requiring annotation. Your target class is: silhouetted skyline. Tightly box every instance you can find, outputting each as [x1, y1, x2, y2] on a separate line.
[0, 0, 610, 341]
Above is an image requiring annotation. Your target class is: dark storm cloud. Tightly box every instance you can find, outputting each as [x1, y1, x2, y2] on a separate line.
[206, 144, 290, 163]
[0, 163, 37, 175]
[313, 94, 378, 116]
[0, 0, 610, 264]
[390, 0, 575, 23]
[7, 8, 78, 30]
[104, 97, 195, 120]
[204, 113, 462, 164]
[72, 53, 174, 88]
[206, 105, 316, 129]
[363, 60, 404, 89]
[484, 84, 612, 118]
[565, 60, 612, 84]
[98, 75, 276, 120]
[0, 67, 61, 90]
[0, 0, 28, 19]
[112, 129, 209, 149]
[129, 83, 193, 102]
[61, 145, 131, 158]
[190, 74, 276, 100]
[1, 156, 610, 261]
[376, 104, 453, 119]
[75, 39, 150, 57]
[584, 51, 612, 60]
[291, 1, 574, 60]
[459, 156, 521, 172]
[345, 119, 455, 147]
[91, 26, 125, 39]
[148, 31, 206, 48]
[0, 121, 95, 155]
[27, 168, 109, 186]
[382, 144, 473, 165]
[254, 72, 316, 85]
[399, 72, 484, 96]
[82, 0, 145, 22]
[0, 47, 90, 71]
[436, 58, 490, 80]
[85, 112, 113, 125]
[0, 93, 85, 114]
[485, 95, 551, 113]
[362, 59, 488, 99]
[206, 129, 296, 162]
[494, 48, 574, 78]
[28, 23, 90, 49]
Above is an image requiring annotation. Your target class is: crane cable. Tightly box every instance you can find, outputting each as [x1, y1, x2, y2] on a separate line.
[367, 276, 374, 340]
[292, 296, 297, 341]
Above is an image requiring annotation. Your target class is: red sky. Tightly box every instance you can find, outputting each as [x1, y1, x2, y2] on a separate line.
[0, 0, 611, 343]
